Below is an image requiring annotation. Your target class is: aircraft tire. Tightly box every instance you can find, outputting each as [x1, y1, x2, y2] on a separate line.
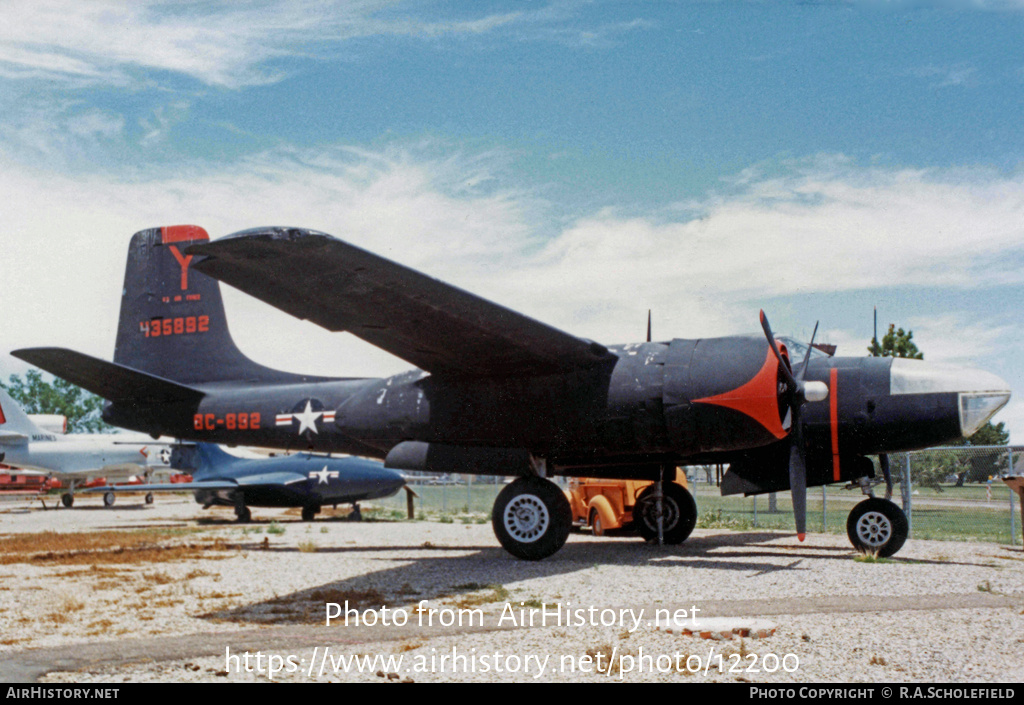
[846, 498, 908, 558]
[61, 493, 74, 508]
[235, 506, 251, 523]
[492, 476, 572, 561]
[635, 482, 697, 545]
[301, 506, 320, 521]
[103, 491, 116, 508]
[145, 493, 154, 505]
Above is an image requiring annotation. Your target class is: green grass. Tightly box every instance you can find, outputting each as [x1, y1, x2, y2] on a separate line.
[689, 483, 1021, 545]
[377, 483, 505, 516]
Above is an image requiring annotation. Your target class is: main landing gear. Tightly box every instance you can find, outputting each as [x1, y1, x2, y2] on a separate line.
[634, 481, 697, 545]
[492, 474, 700, 560]
[492, 476, 572, 561]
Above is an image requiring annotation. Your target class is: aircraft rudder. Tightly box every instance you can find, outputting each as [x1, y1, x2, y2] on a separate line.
[0, 386, 47, 438]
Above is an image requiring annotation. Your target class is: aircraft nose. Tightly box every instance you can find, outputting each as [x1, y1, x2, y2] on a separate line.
[381, 467, 407, 493]
[889, 359, 1011, 438]
[357, 463, 406, 496]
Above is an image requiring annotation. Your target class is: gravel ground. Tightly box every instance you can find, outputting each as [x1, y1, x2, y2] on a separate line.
[1, 493, 1022, 684]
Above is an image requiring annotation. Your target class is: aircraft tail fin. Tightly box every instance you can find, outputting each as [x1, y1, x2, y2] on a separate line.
[0, 386, 46, 443]
[113, 226, 309, 385]
[170, 442, 234, 480]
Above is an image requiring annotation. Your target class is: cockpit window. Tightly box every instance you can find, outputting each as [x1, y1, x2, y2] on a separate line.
[776, 337, 832, 366]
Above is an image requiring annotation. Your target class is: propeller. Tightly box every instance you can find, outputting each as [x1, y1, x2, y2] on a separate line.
[759, 311, 828, 542]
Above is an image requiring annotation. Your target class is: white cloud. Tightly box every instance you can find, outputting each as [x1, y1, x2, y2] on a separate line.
[0, 1, 521, 88]
[498, 163, 1024, 346]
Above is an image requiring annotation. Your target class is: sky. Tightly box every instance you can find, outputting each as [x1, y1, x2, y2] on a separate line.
[1, 0, 1022, 441]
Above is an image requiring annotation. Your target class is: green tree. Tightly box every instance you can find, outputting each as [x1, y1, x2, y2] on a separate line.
[1, 370, 111, 433]
[868, 323, 924, 359]
[949, 421, 1010, 485]
[911, 450, 967, 493]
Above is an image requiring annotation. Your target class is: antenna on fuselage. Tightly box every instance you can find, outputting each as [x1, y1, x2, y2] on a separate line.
[647, 310, 652, 343]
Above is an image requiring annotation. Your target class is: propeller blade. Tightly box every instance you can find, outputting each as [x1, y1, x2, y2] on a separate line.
[789, 445, 807, 541]
[797, 321, 819, 381]
[789, 405, 808, 540]
[759, 310, 797, 392]
[760, 310, 819, 542]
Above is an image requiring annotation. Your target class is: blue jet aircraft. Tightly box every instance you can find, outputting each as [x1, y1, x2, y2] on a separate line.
[90, 442, 406, 522]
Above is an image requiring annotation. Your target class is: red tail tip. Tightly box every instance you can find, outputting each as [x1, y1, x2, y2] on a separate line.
[161, 225, 210, 244]
[797, 533, 806, 542]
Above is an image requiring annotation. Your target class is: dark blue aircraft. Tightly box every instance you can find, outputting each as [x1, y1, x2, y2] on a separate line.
[20, 225, 1010, 559]
[89, 442, 406, 521]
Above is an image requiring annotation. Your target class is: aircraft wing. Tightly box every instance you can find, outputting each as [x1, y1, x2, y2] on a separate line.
[85, 473, 303, 492]
[234, 471, 306, 486]
[84, 481, 239, 492]
[10, 348, 203, 405]
[188, 227, 610, 377]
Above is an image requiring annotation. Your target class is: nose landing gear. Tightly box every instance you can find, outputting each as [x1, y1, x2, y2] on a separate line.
[847, 497, 908, 557]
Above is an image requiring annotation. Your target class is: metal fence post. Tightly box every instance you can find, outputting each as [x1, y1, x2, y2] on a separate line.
[821, 485, 827, 532]
[1010, 448, 1018, 545]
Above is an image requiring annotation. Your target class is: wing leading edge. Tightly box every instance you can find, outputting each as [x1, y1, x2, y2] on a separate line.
[188, 227, 610, 377]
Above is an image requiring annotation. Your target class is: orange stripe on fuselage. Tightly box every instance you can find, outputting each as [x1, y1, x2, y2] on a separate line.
[161, 225, 210, 244]
[693, 347, 787, 440]
[830, 367, 840, 482]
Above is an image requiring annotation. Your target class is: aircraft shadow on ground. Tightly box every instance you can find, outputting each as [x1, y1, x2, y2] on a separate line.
[198, 529, 905, 628]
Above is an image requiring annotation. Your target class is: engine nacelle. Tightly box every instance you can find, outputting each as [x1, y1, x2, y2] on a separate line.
[662, 336, 789, 455]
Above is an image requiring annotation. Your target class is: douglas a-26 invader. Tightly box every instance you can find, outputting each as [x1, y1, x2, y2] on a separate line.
[14, 226, 1011, 559]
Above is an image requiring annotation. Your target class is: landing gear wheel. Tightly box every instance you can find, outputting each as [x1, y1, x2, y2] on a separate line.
[492, 476, 572, 560]
[235, 505, 251, 523]
[589, 507, 605, 537]
[145, 493, 154, 505]
[103, 492, 116, 508]
[635, 482, 697, 545]
[301, 506, 320, 521]
[846, 497, 908, 557]
[61, 493, 74, 508]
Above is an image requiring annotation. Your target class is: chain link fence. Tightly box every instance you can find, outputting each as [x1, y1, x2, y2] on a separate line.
[371, 447, 1023, 546]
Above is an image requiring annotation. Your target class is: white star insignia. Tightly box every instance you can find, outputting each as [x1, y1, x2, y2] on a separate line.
[310, 466, 339, 484]
[293, 401, 323, 435]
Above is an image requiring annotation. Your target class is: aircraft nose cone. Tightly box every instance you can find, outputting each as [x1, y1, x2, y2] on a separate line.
[380, 467, 407, 493]
[351, 462, 406, 497]
[889, 359, 1011, 437]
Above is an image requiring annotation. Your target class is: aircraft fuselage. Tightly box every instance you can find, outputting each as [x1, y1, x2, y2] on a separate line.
[102, 337, 990, 485]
